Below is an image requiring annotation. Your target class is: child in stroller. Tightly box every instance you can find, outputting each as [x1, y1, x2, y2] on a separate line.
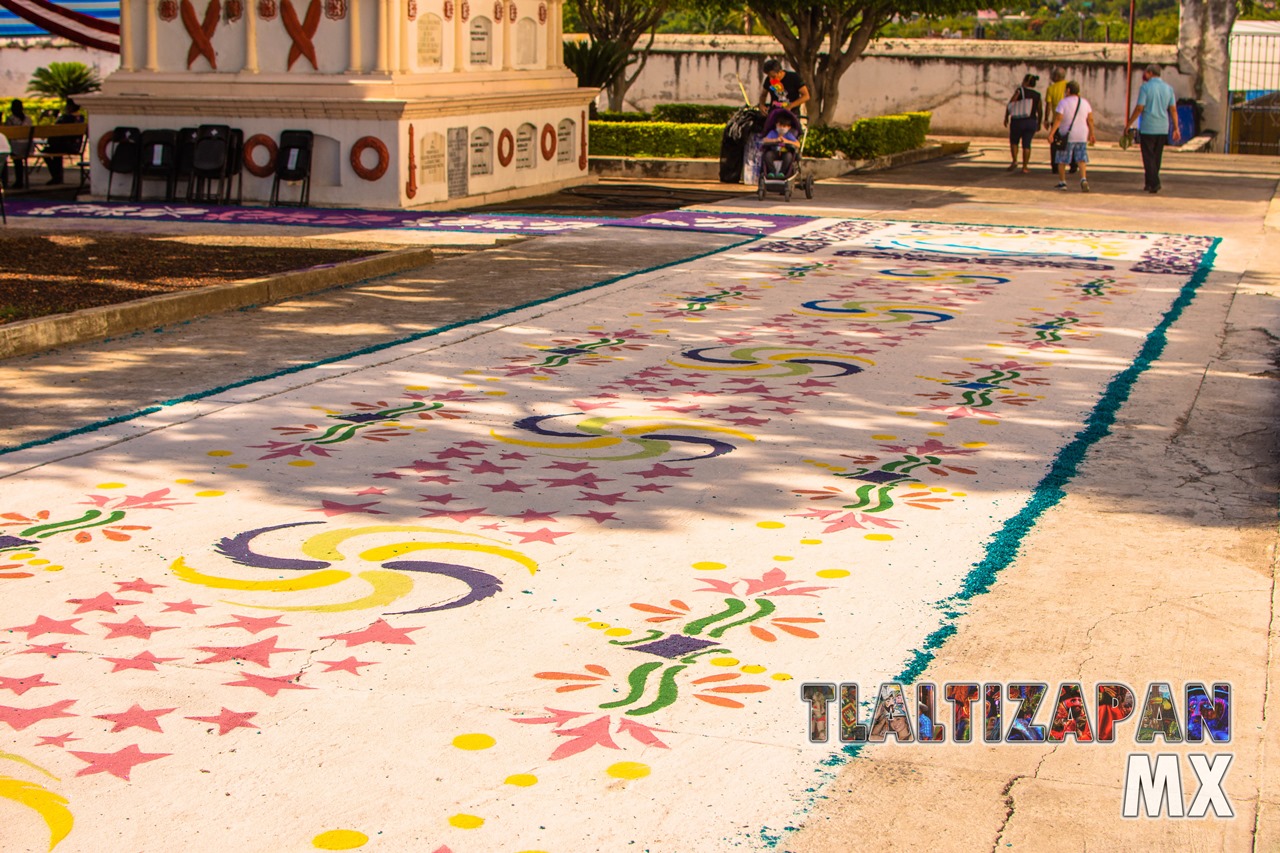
[761, 113, 800, 180]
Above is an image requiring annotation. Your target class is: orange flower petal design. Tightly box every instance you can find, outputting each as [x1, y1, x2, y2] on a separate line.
[535, 672, 602, 681]
[774, 624, 820, 639]
[694, 694, 745, 708]
[750, 625, 777, 642]
[691, 673, 741, 685]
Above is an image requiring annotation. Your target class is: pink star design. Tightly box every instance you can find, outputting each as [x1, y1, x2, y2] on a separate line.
[418, 493, 461, 505]
[511, 509, 558, 523]
[161, 599, 209, 614]
[484, 480, 534, 493]
[0, 674, 56, 696]
[95, 703, 176, 734]
[355, 487, 389, 496]
[544, 462, 594, 472]
[70, 744, 169, 780]
[635, 483, 670, 493]
[0, 699, 77, 731]
[209, 614, 291, 634]
[573, 510, 618, 524]
[507, 528, 572, 545]
[186, 708, 259, 735]
[104, 651, 181, 673]
[540, 473, 613, 489]
[577, 492, 636, 506]
[100, 617, 176, 641]
[654, 404, 700, 413]
[419, 507, 490, 523]
[309, 500, 388, 517]
[629, 464, 693, 479]
[318, 657, 377, 675]
[467, 460, 519, 475]
[499, 452, 531, 460]
[194, 636, 302, 668]
[36, 732, 79, 747]
[371, 471, 405, 480]
[114, 578, 165, 594]
[7, 616, 85, 640]
[66, 593, 143, 614]
[223, 672, 313, 697]
[435, 447, 480, 460]
[321, 619, 421, 647]
[20, 643, 73, 656]
[725, 416, 770, 427]
[405, 460, 453, 473]
[418, 475, 459, 485]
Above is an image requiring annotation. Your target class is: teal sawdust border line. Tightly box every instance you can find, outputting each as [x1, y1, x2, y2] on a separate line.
[753, 236, 1223, 849]
[0, 235, 759, 459]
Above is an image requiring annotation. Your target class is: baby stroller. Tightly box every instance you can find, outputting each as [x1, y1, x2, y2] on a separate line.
[756, 109, 814, 202]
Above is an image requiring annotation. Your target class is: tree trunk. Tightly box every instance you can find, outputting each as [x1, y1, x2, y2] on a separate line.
[1178, 0, 1235, 137]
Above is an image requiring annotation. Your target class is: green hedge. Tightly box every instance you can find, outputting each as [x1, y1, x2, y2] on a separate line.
[588, 121, 722, 158]
[650, 103, 740, 124]
[804, 111, 932, 159]
[596, 110, 652, 123]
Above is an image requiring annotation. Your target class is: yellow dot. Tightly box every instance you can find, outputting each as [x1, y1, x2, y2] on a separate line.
[505, 774, 538, 786]
[485, 377, 502, 382]
[405, 385, 430, 391]
[926, 432, 946, 437]
[979, 420, 1000, 426]
[951, 491, 967, 497]
[773, 555, 793, 562]
[484, 391, 507, 396]
[452, 733, 496, 751]
[829, 466, 846, 473]
[289, 460, 316, 467]
[711, 657, 739, 667]
[652, 329, 669, 334]
[627, 312, 645, 317]
[42, 565, 64, 572]
[532, 376, 551, 382]
[606, 761, 651, 780]
[929, 487, 948, 493]
[756, 521, 785, 529]
[461, 384, 478, 389]
[448, 814, 484, 829]
[95, 482, 125, 489]
[604, 628, 631, 637]
[870, 434, 896, 441]
[207, 450, 233, 457]
[27, 559, 49, 566]
[816, 569, 850, 578]
[312, 829, 369, 850]
[800, 539, 822, 545]
[10, 552, 34, 560]
[741, 665, 766, 674]
[174, 478, 195, 485]
[195, 490, 225, 498]
[962, 442, 986, 448]
[772, 673, 793, 681]
[573, 616, 592, 623]
[587, 621, 609, 630]
[865, 533, 894, 541]
[693, 562, 725, 571]
[896, 411, 918, 416]
[229, 464, 249, 469]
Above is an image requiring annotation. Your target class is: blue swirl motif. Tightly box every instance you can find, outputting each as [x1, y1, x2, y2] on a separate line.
[671, 345, 872, 377]
[797, 299, 956, 324]
[497, 413, 749, 461]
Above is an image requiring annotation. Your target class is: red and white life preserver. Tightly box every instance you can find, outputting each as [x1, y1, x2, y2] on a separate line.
[350, 135, 390, 181]
[243, 133, 278, 178]
[96, 131, 114, 169]
[540, 123, 556, 161]
[497, 129, 514, 167]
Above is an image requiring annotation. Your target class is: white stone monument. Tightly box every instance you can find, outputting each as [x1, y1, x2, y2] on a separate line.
[86, 0, 595, 208]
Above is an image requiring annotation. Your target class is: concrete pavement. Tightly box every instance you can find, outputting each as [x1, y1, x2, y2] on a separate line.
[2, 139, 1279, 850]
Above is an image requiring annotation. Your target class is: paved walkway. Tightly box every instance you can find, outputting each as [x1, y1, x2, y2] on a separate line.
[1, 140, 1278, 852]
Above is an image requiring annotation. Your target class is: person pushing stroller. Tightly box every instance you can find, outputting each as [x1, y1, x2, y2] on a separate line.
[758, 58, 810, 135]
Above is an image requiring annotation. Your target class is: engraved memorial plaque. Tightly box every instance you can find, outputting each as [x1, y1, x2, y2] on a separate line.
[557, 119, 574, 163]
[469, 17, 492, 65]
[447, 126, 469, 198]
[421, 131, 447, 184]
[417, 14, 443, 67]
[470, 127, 494, 176]
[516, 123, 536, 169]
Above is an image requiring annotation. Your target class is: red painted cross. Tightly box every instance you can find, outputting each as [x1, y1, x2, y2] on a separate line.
[182, 0, 220, 69]
[283, 0, 321, 69]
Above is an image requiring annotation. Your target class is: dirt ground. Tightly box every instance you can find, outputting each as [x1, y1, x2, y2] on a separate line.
[0, 231, 399, 324]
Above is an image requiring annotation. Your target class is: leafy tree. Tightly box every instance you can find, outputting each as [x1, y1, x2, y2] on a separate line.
[26, 62, 102, 100]
[736, 0, 983, 126]
[570, 0, 674, 111]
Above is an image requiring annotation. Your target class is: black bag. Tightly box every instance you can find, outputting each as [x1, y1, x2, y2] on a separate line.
[721, 107, 765, 183]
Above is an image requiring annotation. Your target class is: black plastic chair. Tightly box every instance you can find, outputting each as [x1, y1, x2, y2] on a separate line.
[270, 130, 313, 207]
[224, 127, 244, 205]
[189, 124, 230, 203]
[105, 126, 142, 202]
[175, 127, 198, 201]
[134, 129, 179, 201]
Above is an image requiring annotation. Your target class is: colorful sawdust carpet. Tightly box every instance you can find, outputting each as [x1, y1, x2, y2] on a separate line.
[0, 217, 1215, 852]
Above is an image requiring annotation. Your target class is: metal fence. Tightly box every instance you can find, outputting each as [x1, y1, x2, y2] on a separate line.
[1228, 32, 1280, 155]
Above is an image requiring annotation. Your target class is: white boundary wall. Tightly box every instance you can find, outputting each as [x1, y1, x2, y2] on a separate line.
[617, 35, 1192, 136]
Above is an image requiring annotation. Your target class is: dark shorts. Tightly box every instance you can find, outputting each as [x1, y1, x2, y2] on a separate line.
[1009, 119, 1037, 149]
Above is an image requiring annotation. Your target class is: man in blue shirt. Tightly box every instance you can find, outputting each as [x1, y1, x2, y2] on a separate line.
[1124, 64, 1180, 193]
